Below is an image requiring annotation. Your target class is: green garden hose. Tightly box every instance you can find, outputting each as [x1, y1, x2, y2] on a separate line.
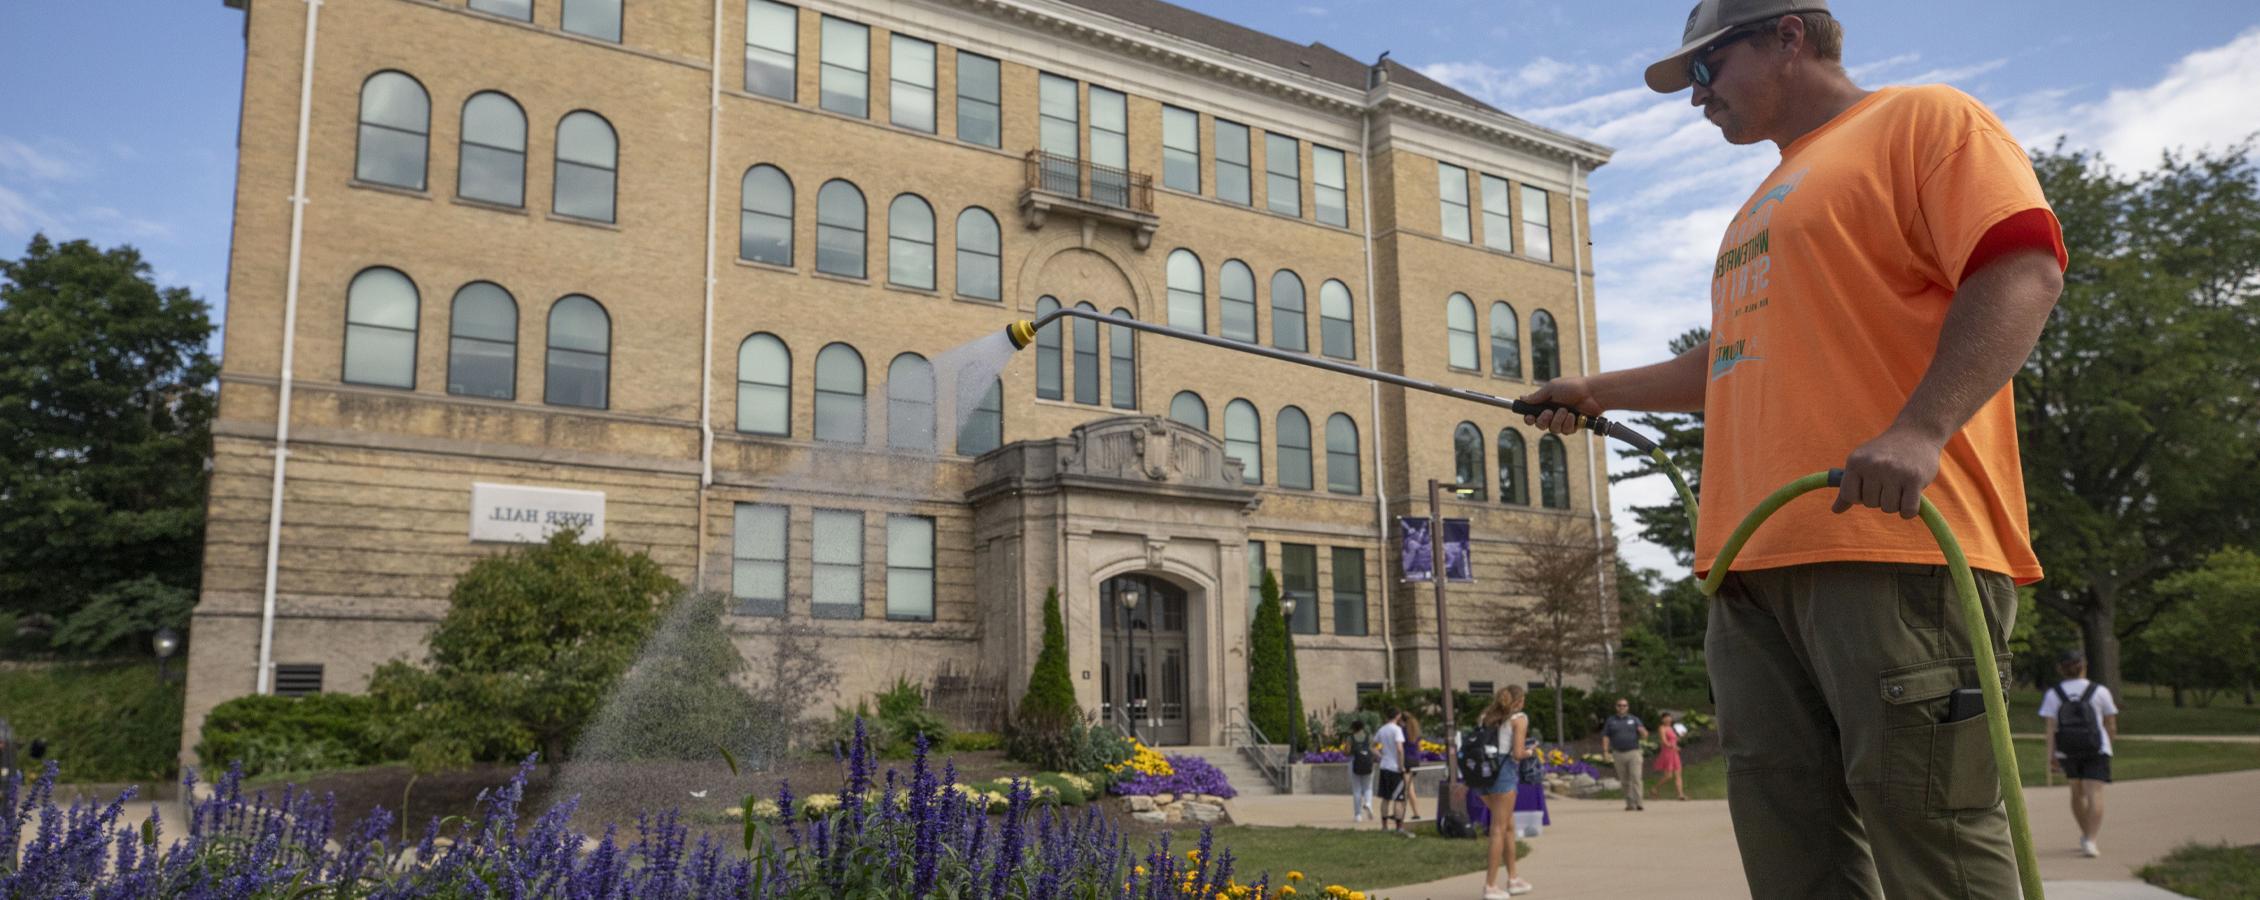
[1679, 463, 2044, 900]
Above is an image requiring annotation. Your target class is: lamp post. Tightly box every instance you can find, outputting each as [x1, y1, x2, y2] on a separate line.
[153, 627, 181, 685]
[1427, 478, 1475, 788]
[1121, 585, 1142, 745]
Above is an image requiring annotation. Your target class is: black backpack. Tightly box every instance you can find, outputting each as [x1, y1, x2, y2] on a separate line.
[1456, 725, 1502, 789]
[2054, 683, 2103, 756]
[1349, 736, 1375, 775]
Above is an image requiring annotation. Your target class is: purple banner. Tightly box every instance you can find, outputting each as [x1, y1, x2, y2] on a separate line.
[1398, 517, 1473, 583]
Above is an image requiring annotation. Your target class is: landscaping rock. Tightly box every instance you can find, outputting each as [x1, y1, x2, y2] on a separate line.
[1154, 792, 1175, 805]
[1181, 801, 1224, 824]
[1131, 810, 1166, 825]
[1126, 795, 1157, 813]
[1195, 794, 1222, 805]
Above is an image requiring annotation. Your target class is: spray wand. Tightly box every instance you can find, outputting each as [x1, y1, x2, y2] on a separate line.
[1003, 307, 2042, 899]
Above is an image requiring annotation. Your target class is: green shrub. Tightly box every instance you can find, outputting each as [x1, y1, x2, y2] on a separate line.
[1008, 588, 1079, 768]
[0, 660, 182, 781]
[197, 693, 389, 777]
[1065, 722, 1133, 774]
[944, 731, 1003, 752]
[1354, 686, 1485, 738]
[875, 675, 951, 752]
[966, 772, 1089, 807]
[1247, 570, 1293, 743]
[569, 591, 766, 763]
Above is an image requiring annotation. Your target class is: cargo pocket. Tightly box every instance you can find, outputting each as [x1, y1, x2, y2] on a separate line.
[1878, 656, 2011, 814]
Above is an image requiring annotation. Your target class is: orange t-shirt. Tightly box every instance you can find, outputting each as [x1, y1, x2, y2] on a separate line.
[1694, 85, 2065, 585]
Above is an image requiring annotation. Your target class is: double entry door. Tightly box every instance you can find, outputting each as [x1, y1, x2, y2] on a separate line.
[1097, 574, 1189, 745]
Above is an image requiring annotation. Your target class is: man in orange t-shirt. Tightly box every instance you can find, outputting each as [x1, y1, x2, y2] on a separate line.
[1523, 1, 2065, 896]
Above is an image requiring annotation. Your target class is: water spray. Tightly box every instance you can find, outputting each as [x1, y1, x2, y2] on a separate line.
[1003, 306, 2044, 899]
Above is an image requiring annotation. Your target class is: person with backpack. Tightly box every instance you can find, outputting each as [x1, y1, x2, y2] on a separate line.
[2039, 650, 2119, 858]
[1470, 686, 1533, 897]
[1347, 719, 1378, 823]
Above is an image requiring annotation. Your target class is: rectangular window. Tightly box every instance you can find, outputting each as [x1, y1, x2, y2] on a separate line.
[562, 0, 621, 42]
[1088, 85, 1128, 207]
[1439, 162, 1471, 242]
[1162, 105, 1199, 193]
[1246, 540, 1266, 627]
[1332, 547, 1366, 636]
[886, 514, 935, 621]
[732, 503, 787, 616]
[812, 509, 863, 618]
[1265, 133, 1301, 217]
[1480, 174, 1513, 252]
[470, 0, 531, 21]
[889, 35, 936, 133]
[1469, 680, 1495, 696]
[1313, 145, 1347, 227]
[1282, 543, 1318, 634]
[1038, 74, 1079, 194]
[1072, 314, 1100, 405]
[818, 16, 869, 118]
[956, 51, 1000, 147]
[1215, 119, 1251, 206]
[744, 0, 798, 100]
[1522, 185, 1554, 262]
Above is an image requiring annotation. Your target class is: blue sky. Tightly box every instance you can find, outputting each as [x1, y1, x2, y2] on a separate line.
[6, 1, 2258, 575]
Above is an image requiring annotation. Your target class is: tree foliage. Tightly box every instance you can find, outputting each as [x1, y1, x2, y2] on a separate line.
[366, 529, 680, 772]
[1610, 327, 1709, 567]
[1246, 569, 1296, 745]
[1008, 586, 1079, 768]
[1493, 517, 1617, 743]
[2020, 140, 2260, 686]
[2143, 547, 2260, 706]
[0, 235, 216, 656]
[568, 590, 765, 763]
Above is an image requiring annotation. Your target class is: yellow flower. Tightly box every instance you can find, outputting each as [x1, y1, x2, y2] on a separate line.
[1287, 871, 1304, 882]
[1188, 849, 1202, 861]
[1351, 893, 1367, 900]
[1281, 887, 1298, 897]
[1135, 865, 1147, 877]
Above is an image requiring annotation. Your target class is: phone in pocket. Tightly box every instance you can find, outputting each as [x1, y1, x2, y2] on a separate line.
[1945, 688, 1987, 723]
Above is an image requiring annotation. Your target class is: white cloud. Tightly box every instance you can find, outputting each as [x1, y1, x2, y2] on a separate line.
[1846, 51, 1921, 80]
[0, 182, 62, 236]
[2010, 26, 2260, 167]
[1889, 58, 2007, 86]
[1419, 57, 1615, 108]
[0, 136, 86, 182]
[1294, 4, 1329, 16]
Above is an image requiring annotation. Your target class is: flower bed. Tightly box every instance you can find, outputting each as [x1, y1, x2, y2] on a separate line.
[0, 722, 1318, 898]
[1298, 740, 1445, 765]
[1112, 752, 1237, 800]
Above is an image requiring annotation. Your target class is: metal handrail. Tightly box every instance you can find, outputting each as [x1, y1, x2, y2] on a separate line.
[1022, 150, 1155, 213]
[1108, 704, 1140, 745]
[1225, 706, 1289, 792]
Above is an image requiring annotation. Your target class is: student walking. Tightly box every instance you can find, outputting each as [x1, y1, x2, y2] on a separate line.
[2040, 651, 2119, 858]
[1476, 687, 1534, 897]
[1651, 711, 1688, 801]
[1374, 709, 1413, 836]
[1348, 719, 1378, 823]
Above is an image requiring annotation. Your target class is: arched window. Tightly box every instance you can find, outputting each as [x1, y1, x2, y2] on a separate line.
[1108, 307, 1137, 410]
[1034, 295, 1062, 400]
[1220, 259, 1256, 342]
[356, 72, 428, 190]
[887, 353, 935, 451]
[554, 111, 617, 223]
[955, 207, 1000, 300]
[814, 343, 867, 444]
[344, 267, 418, 389]
[1453, 421, 1486, 500]
[458, 92, 525, 207]
[740, 165, 793, 266]
[562, 0, 622, 41]
[1167, 249, 1204, 332]
[1169, 390, 1208, 432]
[545, 295, 610, 408]
[887, 194, 935, 289]
[1225, 399, 1262, 484]
[446, 281, 516, 399]
[1277, 406, 1312, 489]
[1270, 270, 1306, 352]
[1490, 301, 1522, 379]
[1498, 428, 1528, 505]
[736, 333, 791, 435]
[955, 375, 1003, 455]
[1319, 279, 1354, 360]
[1072, 301, 1101, 405]
[816, 179, 867, 278]
[1532, 309, 1561, 381]
[1540, 434, 1571, 509]
[1326, 413, 1359, 495]
[1447, 293, 1478, 370]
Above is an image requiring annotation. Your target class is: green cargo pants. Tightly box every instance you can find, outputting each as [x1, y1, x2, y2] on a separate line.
[1707, 562, 2019, 900]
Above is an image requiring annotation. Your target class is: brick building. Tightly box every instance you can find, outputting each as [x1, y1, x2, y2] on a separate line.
[190, 0, 1616, 760]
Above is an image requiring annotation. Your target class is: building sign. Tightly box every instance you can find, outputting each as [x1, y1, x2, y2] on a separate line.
[1397, 517, 1473, 583]
[469, 482, 606, 543]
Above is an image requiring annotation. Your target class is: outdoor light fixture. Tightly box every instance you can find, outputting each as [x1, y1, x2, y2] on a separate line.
[153, 626, 181, 684]
[1282, 595, 1297, 618]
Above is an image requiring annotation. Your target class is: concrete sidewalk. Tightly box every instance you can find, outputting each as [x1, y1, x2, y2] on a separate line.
[1227, 768, 2260, 899]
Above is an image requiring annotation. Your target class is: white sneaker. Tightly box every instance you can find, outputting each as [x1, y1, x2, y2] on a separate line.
[1508, 879, 1534, 895]
[2080, 838, 2100, 858]
[1483, 889, 1511, 900]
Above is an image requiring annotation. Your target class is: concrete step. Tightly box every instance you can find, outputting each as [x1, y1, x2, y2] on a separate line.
[1171, 745, 1287, 794]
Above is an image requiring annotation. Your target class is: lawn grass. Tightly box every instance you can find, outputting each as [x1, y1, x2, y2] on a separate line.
[1602, 737, 2260, 801]
[2006, 684, 2260, 736]
[1172, 825, 1527, 893]
[2139, 843, 2260, 900]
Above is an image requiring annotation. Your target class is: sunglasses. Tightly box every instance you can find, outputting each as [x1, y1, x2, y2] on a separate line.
[1689, 26, 1764, 88]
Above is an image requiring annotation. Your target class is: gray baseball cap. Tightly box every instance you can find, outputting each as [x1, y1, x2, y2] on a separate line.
[1645, 0, 1831, 93]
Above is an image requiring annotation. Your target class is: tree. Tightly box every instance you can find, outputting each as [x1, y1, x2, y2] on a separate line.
[1609, 327, 1709, 567]
[2020, 141, 2260, 687]
[1247, 569, 1295, 745]
[1494, 517, 1618, 744]
[366, 529, 680, 772]
[1283, 597, 1308, 752]
[568, 590, 763, 763]
[1007, 586, 1078, 767]
[0, 235, 216, 656]
[2145, 547, 2260, 707]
